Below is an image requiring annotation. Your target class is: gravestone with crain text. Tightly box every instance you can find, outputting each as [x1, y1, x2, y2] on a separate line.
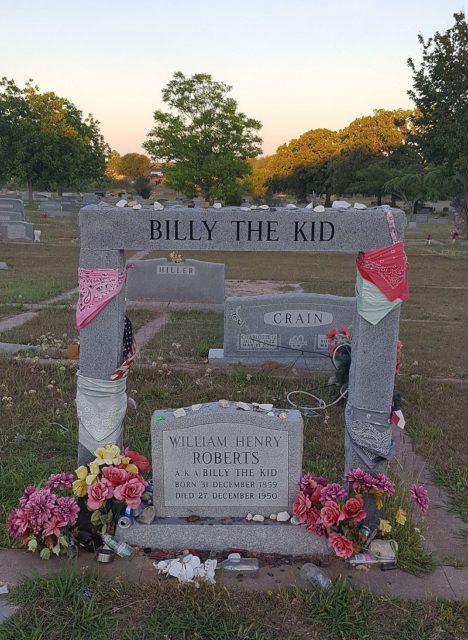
[211, 292, 355, 368]
[126, 257, 224, 304]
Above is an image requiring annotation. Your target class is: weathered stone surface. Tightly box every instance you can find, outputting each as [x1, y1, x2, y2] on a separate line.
[218, 292, 355, 369]
[151, 402, 303, 518]
[0, 211, 24, 222]
[79, 206, 405, 253]
[0, 222, 34, 241]
[0, 198, 25, 220]
[116, 518, 329, 555]
[126, 258, 225, 304]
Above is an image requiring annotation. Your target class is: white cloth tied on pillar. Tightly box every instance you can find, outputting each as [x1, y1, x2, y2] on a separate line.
[76, 373, 127, 454]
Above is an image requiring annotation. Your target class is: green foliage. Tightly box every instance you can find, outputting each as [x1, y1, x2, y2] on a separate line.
[133, 175, 151, 198]
[119, 152, 151, 179]
[408, 12, 468, 226]
[0, 77, 108, 199]
[144, 72, 262, 202]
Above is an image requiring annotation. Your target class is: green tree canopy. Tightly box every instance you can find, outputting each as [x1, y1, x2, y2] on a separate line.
[118, 153, 151, 179]
[0, 78, 108, 201]
[408, 11, 468, 229]
[144, 72, 262, 204]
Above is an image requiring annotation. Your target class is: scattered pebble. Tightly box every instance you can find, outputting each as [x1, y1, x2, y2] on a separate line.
[132, 204, 142, 210]
[227, 552, 241, 561]
[276, 511, 290, 522]
[258, 204, 270, 209]
[137, 505, 156, 525]
[252, 514, 265, 522]
[353, 202, 367, 209]
[213, 202, 222, 208]
[153, 201, 164, 210]
[305, 202, 314, 209]
[290, 516, 301, 525]
[116, 199, 127, 208]
[173, 408, 186, 418]
[246, 513, 253, 521]
[218, 399, 229, 408]
[236, 401, 251, 411]
[269, 514, 277, 520]
[285, 203, 297, 209]
[278, 411, 288, 419]
[191, 404, 202, 411]
[332, 200, 351, 209]
[313, 205, 325, 212]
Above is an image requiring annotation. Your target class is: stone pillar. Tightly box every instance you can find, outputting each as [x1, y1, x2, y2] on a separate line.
[77, 248, 126, 465]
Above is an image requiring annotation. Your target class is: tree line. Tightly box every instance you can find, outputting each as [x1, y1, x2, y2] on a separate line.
[0, 12, 466, 228]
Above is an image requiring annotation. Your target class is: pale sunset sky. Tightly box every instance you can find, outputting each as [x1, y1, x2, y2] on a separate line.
[1, 0, 465, 156]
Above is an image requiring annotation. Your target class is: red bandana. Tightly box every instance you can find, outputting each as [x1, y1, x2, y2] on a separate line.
[356, 241, 409, 302]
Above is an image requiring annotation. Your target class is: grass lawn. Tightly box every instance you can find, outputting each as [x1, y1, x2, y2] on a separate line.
[1, 571, 467, 640]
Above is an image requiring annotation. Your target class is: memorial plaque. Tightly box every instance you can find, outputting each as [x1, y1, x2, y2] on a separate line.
[219, 292, 355, 368]
[151, 402, 303, 517]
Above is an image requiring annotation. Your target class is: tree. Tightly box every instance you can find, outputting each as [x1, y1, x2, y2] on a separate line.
[134, 175, 151, 199]
[0, 78, 108, 202]
[106, 150, 124, 180]
[119, 153, 151, 180]
[144, 72, 262, 203]
[408, 12, 468, 231]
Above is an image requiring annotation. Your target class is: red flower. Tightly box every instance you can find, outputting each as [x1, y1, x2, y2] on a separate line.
[124, 449, 151, 473]
[305, 507, 321, 532]
[102, 466, 129, 486]
[325, 328, 338, 341]
[328, 532, 354, 559]
[320, 500, 341, 527]
[87, 480, 113, 510]
[292, 492, 311, 523]
[114, 476, 146, 509]
[338, 495, 366, 523]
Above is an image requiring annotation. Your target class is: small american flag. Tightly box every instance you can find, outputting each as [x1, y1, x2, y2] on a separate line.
[110, 316, 137, 381]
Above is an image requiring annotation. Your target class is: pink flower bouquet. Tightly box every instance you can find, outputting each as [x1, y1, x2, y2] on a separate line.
[72, 444, 149, 533]
[7, 473, 79, 559]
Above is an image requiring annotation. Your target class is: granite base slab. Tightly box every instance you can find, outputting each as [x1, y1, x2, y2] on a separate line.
[116, 518, 329, 556]
[208, 348, 334, 371]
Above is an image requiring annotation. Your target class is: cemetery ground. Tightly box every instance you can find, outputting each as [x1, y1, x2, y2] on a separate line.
[0, 214, 467, 638]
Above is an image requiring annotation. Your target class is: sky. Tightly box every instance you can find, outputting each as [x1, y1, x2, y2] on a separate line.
[1, 0, 465, 156]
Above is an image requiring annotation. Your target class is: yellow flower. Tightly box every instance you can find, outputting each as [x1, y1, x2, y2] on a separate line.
[125, 463, 139, 474]
[373, 490, 385, 510]
[121, 456, 130, 465]
[379, 519, 392, 536]
[85, 461, 101, 485]
[75, 465, 88, 480]
[395, 508, 407, 526]
[73, 478, 87, 497]
[94, 444, 121, 466]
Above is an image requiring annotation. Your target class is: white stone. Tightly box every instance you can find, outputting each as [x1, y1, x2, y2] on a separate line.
[267, 412, 275, 417]
[132, 204, 142, 210]
[213, 202, 222, 209]
[240, 206, 250, 211]
[227, 552, 241, 561]
[250, 205, 257, 210]
[116, 199, 127, 208]
[269, 513, 277, 520]
[246, 513, 253, 521]
[353, 202, 367, 209]
[0, 262, 8, 270]
[278, 412, 288, 419]
[286, 203, 297, 209]
[236, 401, 251, 411]
[153, 201, 164, 210]
[218, 399, 229, 408]
[258, 403, 273, 412]
[305, 202, 314, 209]
[252, 514, 265, 522]
[173, 408, 186, 418]
[33, 230, 41, 242]
[276, 511, 290, 522]
[191, 404, 202, 412]
[290, 515, 301, 525]
[313, 205, 325, 212]
[259, 204, 270, 210]
[332, 200, 351, 209]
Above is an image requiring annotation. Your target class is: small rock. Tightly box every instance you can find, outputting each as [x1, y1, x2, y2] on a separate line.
[127, 200, 138, 207]
[276, 511, 290, 522]
[305, 202, 314, 209]
[285, 203, 297, 209]
[267, 411, 275, 417]
[191, 404, 202, 411]
[240, 206, 250, 211]
[213, 202, 222, 208]
[246, 513, 253, 521]
[132, 204, 142, 209]
[141, 492, 153, 504]
[258, 403, 273, 412]
[153, 201, 164, 210]
[269, 514, 277, 520]
[252, 514, 265, 522]
[173, 408, 186, 418]
[259, 204, 270, 209]
[187, 515, 200, 522]
[0, 262, 8, 270]
[353, 202, 367, 209]
[278, 411, 288, 419]
[236, 401, 251, 411]
[227, 552, 241, 561]
[137, 505, 156, 525]
[218, 399, 230, 408]
[332, 200, 351, 209]
[313, 205, 325, 212]
[290, 516, 301, 525]
[116, 199, 127, 208]
[300, 563, 332, 589]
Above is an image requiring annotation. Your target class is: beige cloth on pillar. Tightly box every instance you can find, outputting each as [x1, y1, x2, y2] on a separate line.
[76, 373, 127, 454]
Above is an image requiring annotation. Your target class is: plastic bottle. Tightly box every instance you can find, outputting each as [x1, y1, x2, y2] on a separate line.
[101, 533, 136, 560]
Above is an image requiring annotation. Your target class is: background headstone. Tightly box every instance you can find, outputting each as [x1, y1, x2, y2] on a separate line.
[0, 199, 25, 221]
[0, 221, 34, 241]
[126, 258, 225, 304]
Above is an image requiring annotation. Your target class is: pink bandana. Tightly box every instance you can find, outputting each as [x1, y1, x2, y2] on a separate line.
[76, 268, 127, 330]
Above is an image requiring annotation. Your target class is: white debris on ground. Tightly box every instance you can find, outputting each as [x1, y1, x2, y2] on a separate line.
[154, 554, 217, 585]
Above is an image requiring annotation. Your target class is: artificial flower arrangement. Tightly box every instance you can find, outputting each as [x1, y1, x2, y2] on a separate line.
[7, 473, 79, 560]
[72, 444, 150, 533]
[292, 468, 429, 560]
